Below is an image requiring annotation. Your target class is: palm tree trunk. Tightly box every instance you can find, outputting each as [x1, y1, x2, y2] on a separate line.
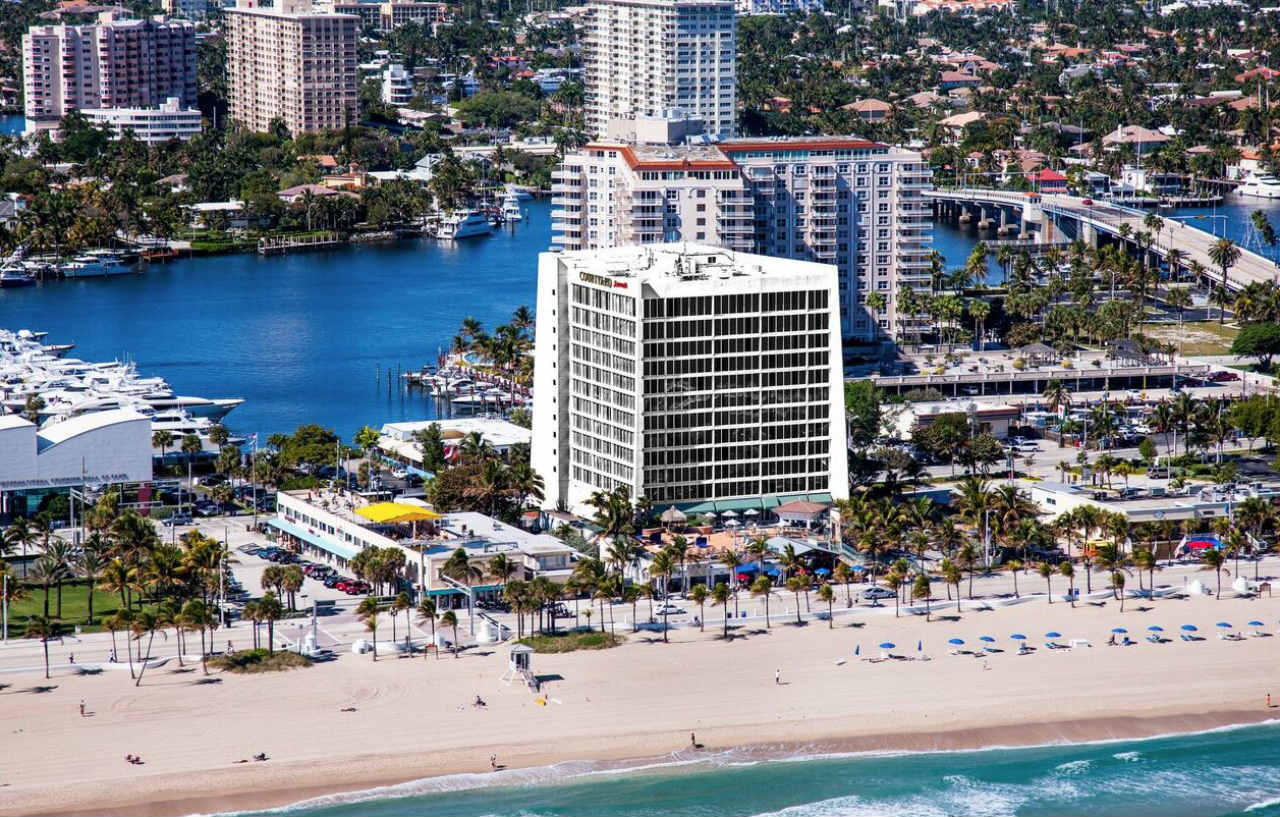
[42, 636, 50, 680]
[135, 631, 156, 687]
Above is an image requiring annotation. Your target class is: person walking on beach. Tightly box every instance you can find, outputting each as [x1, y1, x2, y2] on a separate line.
[1267, 693, 1272, 708]
[775, 669, 781, 685]
[490, 754, 497, 771]
[690, 732, 697, 749]
[79, 700, 85, 717]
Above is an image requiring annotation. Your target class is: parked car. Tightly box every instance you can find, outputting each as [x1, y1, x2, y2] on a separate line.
[1208, 370, 1240, 382]
[861, 586, 895, 601]
[655, 604, 686, 616]
[163, 513, 192, 527]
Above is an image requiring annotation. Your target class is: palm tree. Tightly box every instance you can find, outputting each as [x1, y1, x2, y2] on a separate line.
[26, 615, 58, 679]
[785, 576, 807, 625]
[1006, 559, 1023, 598]
[720, 548, 743, 617]
[941, 559, 962, 612]
[441, 547, 483, 635]
[1111, 570, 1127, 612]
[1037, 561, 1054, 602]
[27, 555, 63, 618]
[106, 609, 135, 678]
[750, 575, 773, 628]
[488, 552, 518, 593]
[152, 429, 174, 469]
[1202, 547, 1225, 599]
[1058, 561, 1076, 608]
[391, 592, 412, 648]
[832, 562, 854, 607]
[257, 594, 283, 654]
[912, 573, 932, 621]
[357, 596, 382, 660]
[689, 583, 708, 631]
[416, 598, 438, 659]
[440, 610, 459, 657]
[711, 581, 731, 638]
[885, 571, 903, 617]
[650, 550, 676, 642]
[131, 610, 159, 687]
[817, 583, 834, 628]
[1207, 238, 1241, 323]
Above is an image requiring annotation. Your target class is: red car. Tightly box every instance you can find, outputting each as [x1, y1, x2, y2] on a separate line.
[1208, 371, 1241, 382]
[1081, 198, 1093, 205]
[334, 580, 352, 592]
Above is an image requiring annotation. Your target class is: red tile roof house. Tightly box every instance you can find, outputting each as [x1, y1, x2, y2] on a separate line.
[1027, 168, 1068, 193]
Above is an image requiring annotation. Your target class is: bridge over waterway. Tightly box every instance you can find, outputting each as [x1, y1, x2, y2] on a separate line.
[926, 188, 1279, 292]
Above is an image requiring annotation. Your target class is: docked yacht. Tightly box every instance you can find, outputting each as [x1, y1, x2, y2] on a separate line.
[0, 267, 35, 288]
[434, 210, 493, 240]
[62, 251, 137, 278]
[501, 189, 524, 223]
[0, 329, 245, 425]
[1238, 173, 1280, 200]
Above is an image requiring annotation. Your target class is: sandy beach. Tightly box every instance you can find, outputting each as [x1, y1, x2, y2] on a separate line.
[4, 591, 1280, 817]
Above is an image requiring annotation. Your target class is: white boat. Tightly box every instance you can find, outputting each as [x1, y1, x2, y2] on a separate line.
[501, 190, 524, 223]
[434, 210, 493, 240]
[1238, 173, 1280, 200]
[0, 266, 35, 288]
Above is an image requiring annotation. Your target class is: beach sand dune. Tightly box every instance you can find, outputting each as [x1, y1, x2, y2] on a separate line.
[3, 592, 1279, 817]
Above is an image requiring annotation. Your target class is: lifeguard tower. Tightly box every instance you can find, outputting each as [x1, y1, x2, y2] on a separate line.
[502, 643, 538, 691]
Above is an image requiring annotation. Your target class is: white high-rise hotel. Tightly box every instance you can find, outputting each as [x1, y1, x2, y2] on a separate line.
[551, 138, 933, 341]
[583, 0, 737, 139]
[531, 244, 849, 514]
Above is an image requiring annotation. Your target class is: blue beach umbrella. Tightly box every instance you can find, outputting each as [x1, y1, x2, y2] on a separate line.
[815, 568, 831, 576]
[1147, 625, 1164, 632]
[1111, 627, 1128, 634]
[879, 642, 895, 649]
[1010, 633, 1027, 640]
[948, 638, 965, 645]
[1248, 621, 1265, 627]
[1216, 622, 1232, 629]
[850, 565, 867, 572]
[1045, 631, 1062, 638]
[1181, 624, 1198, 632]
[979, 636, 995, 643]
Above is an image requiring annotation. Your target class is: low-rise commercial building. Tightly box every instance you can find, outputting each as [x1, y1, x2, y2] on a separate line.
[81, 96, 202, 143]
[272, 490, 579, 601]
[0, 408, 152, 512]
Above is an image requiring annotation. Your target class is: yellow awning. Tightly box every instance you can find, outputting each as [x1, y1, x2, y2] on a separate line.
[354, 502, 442, 524]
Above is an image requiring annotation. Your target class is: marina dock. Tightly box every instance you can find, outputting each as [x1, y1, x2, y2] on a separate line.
[257, 232, 343, 255]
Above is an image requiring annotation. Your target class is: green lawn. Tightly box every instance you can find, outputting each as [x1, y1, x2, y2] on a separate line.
[1143, 321, 1238, 356]
[517, 630, 622, 652]
[6, 581, 145, 638]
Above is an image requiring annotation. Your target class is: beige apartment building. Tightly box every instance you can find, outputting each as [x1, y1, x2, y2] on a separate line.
[225, 0, 358, 135]
[22, 12, 196, 134]
[583, 0, 737, 139]
[550, 137, 933, 342]
[318, 1, 451, 32]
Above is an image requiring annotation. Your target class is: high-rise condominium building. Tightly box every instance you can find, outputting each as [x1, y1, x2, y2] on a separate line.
[531, 244, 848, 515]
[225, 0, 358, 135]
[583, 0, 736, 139]
[550, 137, 933, 342]
[22, 12, 196, 134]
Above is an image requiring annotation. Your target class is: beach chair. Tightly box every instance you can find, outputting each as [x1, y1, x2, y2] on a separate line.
[1045, 641, 1067, 650]
[1180, 633, 1197, 642]
[1017, 644, 1033, 655]
[1121, 636, 1133, 646]
[1145, 634, 1162, 644]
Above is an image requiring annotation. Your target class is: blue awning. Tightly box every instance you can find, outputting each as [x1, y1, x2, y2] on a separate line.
[268, 517, 361, 560]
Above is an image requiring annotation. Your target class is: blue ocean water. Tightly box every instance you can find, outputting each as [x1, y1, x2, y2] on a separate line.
[234, 722, 1280, 817]
[0, 205, 546, 441]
